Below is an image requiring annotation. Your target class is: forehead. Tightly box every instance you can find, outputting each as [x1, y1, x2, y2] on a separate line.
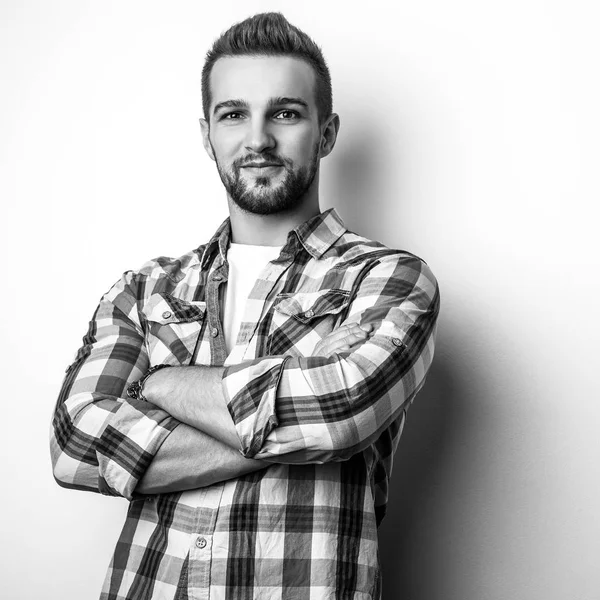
[209, 56, 317, 110]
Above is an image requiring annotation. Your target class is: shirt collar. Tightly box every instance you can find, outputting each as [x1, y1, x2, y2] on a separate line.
[199, 208, 347, 268]
[289, 208, 347, 259]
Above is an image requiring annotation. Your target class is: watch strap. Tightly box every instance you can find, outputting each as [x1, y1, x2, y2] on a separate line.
[126, 364, 172, 402]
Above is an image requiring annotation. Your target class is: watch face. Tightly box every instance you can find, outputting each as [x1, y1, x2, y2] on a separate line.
[126, 381, 141, 400]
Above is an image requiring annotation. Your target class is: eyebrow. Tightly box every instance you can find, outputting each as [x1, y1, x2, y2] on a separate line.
[212, 96, 309, 115]
[212, 99, 249, 115]
[268, 97, 309, 109]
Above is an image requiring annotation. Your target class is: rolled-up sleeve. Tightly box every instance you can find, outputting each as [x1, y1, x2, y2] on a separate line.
[221, 253, 440, 463]
[49, 270, 178, 499]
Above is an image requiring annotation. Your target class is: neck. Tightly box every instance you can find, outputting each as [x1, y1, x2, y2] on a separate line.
[227, 179, 321, 246]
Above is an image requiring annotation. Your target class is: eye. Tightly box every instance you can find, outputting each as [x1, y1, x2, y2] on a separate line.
[274, 110, 299, 120]
[221, 112, 245, 121]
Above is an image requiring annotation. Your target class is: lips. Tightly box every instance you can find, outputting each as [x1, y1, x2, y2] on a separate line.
[241, 163, 282, 168]
[240, 163, 284, 177]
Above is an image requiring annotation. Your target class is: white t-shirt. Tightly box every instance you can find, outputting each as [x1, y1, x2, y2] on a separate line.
[223, 243, 283, 356]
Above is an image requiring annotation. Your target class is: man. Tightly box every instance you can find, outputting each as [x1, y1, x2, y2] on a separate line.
[50, 12, 440, 600]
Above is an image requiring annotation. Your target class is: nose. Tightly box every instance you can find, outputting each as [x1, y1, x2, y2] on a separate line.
[245, 117, 275, 153]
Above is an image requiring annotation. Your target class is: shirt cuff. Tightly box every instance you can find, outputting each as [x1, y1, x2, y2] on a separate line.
[221, 356, 290, 458]
[94, 397, 179, 498]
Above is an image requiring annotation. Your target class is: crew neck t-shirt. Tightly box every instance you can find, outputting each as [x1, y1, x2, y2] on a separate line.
[223, 243, 283, 355]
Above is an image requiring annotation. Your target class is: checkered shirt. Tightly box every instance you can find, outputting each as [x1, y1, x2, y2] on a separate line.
[50, 208, 440, 600]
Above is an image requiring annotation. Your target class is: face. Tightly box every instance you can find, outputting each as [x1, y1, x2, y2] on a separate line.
[201, 56, 333, 215]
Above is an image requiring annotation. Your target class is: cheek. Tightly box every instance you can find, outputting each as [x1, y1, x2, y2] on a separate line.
[282, 130, 318, 161]
[211, 130, 242, 161]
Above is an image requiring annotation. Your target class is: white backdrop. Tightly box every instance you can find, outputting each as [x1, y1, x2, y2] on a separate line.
[1, 1, 599, 599]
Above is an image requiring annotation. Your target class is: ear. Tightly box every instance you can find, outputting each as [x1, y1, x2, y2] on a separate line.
[319, 113, 340, 159]
[199, 118, 216, 161]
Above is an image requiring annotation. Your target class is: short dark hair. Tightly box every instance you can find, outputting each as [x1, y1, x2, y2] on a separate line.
[202, 12, 332, 124]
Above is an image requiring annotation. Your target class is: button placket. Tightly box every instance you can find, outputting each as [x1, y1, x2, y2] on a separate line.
[205, 263, 228, 365]
[240, 252, 296, 359]
[187, 485, 224, 599]
[189, 533, 213, 600]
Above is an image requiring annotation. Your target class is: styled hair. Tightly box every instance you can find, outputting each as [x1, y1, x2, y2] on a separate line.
[201, 12, 332, 124]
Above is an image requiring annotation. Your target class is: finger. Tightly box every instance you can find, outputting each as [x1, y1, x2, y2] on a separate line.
[332, 329, 370, 348]
[321, 332, 370, 356]
[320, 335, 364, 356]
[313, 323, 374, 357]
[322, 344, 351, 357]
[321, 323, 369, 347]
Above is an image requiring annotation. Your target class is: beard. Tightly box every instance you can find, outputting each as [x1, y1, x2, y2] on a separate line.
[214, 142, 320, 215]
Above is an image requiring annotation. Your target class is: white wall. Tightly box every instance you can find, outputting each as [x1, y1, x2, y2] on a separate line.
[1, 1, 598, 598]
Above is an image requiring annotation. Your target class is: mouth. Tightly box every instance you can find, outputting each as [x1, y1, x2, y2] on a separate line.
[241, 163, 284, 176]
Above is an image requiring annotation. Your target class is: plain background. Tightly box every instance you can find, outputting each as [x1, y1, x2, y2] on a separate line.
[1, 1, 599, 598]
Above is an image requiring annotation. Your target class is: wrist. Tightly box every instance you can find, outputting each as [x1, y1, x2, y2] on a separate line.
[127, 364, 172, 402]
[142, 365, 176, 405]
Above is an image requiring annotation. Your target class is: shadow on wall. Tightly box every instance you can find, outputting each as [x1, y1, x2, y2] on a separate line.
[379, 355, 467, 599]
[327, 115, 396, 242]
[330, 119, 473, 597]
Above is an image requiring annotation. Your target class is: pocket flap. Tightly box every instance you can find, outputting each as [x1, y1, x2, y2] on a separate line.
[142, 293, 206, 324]
[274, 289, 351, 324]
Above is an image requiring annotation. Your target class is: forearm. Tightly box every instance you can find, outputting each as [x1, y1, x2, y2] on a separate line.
[135, 422, 266, 495]
[144, 365, 240, 449]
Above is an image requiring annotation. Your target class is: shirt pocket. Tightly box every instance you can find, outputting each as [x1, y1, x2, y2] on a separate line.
[141, 293, 207, 365]
[268, 288, 352, 356]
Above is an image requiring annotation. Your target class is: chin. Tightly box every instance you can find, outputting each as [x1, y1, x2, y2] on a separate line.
[253, 177, 274, 188]
[244, 173, 283, 188]
[232, 192, 303, 216]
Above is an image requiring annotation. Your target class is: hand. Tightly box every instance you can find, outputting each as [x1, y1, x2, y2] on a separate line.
[311, 323, 373, 357]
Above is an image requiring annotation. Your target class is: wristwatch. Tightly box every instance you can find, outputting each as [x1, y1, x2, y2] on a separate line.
[126, 364, 172, 402]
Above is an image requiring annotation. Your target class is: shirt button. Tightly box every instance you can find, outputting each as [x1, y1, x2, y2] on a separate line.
[392, 337, 403, 347]
[162, 311, 172, 319]
[196, 536, 207, 549]
[304, 309, 314, 319]
[211, 328, 219, 337]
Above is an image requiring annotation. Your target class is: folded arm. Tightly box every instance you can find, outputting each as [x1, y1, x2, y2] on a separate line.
[141, 254, 439, 464]
[135, 423, 264, 495]
[220, 253, 440, 463]
[50, 269, 265, 500]
[136, 324, 368, 494]
[141, 321, 374, 454]
[50, 265, 374, 499]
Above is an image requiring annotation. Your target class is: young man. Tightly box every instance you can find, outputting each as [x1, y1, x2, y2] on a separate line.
[50, 12, 440, 600]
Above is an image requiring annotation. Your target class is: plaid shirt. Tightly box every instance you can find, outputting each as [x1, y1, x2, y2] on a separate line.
[50, 208, 440, 600]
